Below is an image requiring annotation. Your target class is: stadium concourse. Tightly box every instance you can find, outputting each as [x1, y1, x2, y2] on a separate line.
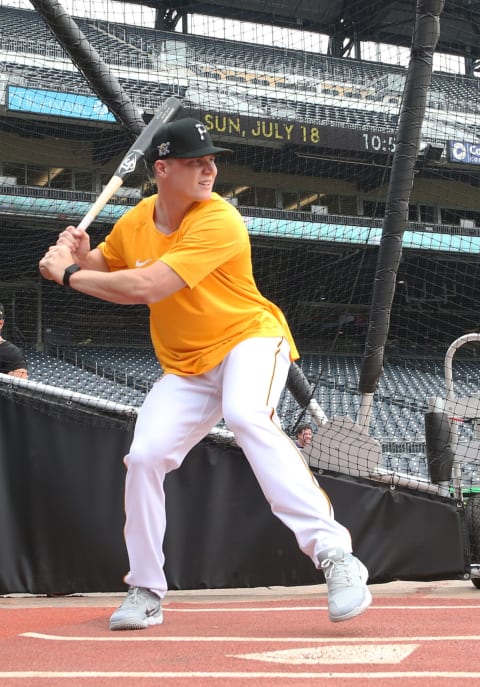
[0, 0, 480, 594]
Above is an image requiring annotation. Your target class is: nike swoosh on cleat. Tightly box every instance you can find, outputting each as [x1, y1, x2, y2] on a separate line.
[146, 604, 160, 617]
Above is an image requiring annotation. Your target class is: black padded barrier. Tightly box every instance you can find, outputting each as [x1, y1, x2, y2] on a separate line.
[0, 384, 469, 595]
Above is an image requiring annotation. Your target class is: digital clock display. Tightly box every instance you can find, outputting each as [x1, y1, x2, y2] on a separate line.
[361, 132, 396, 153]
[195, 108, 396, 154]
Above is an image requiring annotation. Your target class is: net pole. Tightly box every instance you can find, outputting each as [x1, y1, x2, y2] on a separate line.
[29, 0, 146, 137]
[357, 0, 445, 429]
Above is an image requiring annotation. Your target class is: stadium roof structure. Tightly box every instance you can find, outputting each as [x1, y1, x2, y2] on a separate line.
[120, 0, 480, 61]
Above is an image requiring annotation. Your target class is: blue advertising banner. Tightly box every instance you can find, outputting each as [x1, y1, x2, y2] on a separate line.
[447, 140, 480, 165]
[6, 85, 116, 122]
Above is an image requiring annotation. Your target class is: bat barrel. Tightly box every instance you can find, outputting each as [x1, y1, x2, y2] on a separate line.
[77, 97, 182, 230]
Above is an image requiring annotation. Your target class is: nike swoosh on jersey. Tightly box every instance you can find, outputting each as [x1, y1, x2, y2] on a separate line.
[135, 258, 152, 267]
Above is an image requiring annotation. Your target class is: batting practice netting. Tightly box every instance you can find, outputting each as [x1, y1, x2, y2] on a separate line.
[1, 0, 480, 500]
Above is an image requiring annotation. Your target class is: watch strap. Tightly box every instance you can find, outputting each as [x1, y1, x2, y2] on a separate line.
[63, 263, 82, 287]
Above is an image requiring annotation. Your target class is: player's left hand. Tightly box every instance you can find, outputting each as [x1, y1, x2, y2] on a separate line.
[39, 245, 75, 284]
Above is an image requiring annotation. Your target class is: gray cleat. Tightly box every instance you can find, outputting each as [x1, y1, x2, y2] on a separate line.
[109, 586, 163, 631]
[319, 547, 372, 622]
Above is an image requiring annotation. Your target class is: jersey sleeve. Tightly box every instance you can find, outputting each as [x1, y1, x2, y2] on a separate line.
[96, 200, 148, 271]
[96, 224, 128, 271]
[160, 200, 249, 288]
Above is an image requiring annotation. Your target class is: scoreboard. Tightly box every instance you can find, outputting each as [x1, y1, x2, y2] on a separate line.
[202, 111, 397, 153]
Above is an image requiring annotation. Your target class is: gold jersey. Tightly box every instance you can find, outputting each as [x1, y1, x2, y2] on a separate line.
[98, 192, 299, 375]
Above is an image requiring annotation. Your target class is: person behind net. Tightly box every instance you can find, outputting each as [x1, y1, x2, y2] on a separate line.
[0, 304, 28, 379]
[294, 423, 313, 450]
[38, 117, 372, 630]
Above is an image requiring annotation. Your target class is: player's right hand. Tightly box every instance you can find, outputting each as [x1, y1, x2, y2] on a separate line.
[57, 225, 91, 265]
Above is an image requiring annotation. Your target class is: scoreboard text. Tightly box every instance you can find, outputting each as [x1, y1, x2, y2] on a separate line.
[202, 112, 396, 153]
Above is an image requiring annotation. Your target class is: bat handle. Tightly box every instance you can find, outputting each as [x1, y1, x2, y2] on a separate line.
[77, 214, 95, 232]
[77, 175, 124, 231]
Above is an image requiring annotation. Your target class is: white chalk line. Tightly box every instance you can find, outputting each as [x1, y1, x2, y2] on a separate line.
[1, 671, 480, 679]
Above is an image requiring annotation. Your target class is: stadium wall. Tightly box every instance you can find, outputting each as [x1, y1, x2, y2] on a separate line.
[0, 384, 468, 594]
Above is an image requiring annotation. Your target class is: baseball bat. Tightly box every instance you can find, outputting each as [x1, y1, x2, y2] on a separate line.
[77, 96, 183, 231]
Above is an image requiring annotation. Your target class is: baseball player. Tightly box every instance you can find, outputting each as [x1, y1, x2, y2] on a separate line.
[0, 304, 28, 378]
[39, 117, 371, 630]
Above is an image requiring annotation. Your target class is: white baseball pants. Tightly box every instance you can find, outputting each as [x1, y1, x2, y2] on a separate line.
[123, 337, 352, 597]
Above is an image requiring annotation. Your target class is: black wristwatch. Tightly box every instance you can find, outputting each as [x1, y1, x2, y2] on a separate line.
[63, 263, 82, 287]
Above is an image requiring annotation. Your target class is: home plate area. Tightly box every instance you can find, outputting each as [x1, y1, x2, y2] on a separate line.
[1, 595, 480, 686]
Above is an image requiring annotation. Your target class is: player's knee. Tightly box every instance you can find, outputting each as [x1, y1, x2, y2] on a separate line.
[223, 404, 266, 436]
[126, 439, 178, 471]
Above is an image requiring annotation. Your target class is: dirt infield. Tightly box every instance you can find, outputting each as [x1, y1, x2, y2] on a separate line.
[1, 580, 480, 686]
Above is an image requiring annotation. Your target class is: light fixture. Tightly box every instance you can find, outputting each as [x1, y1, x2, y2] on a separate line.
[422, 143, 444, 163]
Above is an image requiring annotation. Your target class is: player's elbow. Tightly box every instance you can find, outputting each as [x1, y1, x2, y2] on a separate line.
[139, 264, 187, 304]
